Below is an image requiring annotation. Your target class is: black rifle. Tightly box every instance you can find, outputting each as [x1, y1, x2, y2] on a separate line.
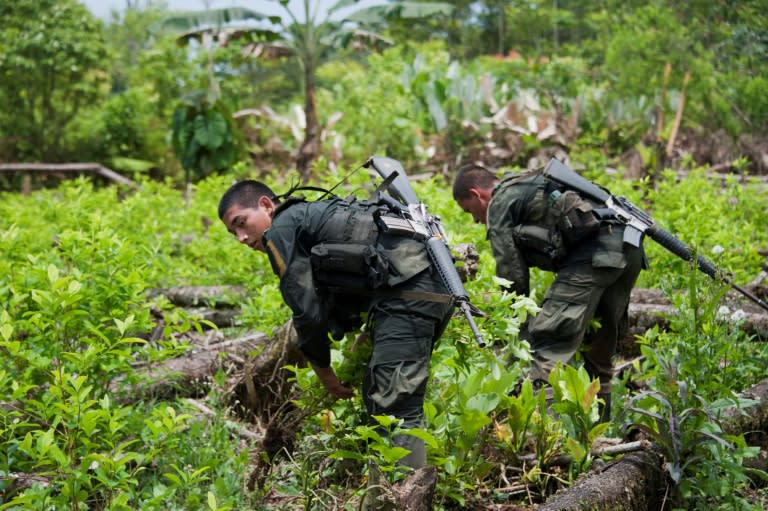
[364, 156, 487, 347]
[542, 158, 768, 312]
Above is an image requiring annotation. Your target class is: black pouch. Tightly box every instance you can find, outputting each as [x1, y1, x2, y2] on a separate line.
[310, 242, 388, 289]
[512, 224, 566, 270]
[550, 190, 601, 245]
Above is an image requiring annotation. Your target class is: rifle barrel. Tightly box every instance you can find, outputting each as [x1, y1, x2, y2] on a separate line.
[648, 225, 768, 312]
[459, 302, 486, 347]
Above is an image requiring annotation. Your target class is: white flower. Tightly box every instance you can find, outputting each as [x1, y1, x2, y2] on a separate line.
[717, 305, 730, 317]
[731, 309, 747, 322]
[712, 245, 724, 255]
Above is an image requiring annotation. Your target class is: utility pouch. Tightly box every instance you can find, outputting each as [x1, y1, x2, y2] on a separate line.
[310, 242, 388, 289]
[512, 224, 566, 270]
[549, 190, 600, 245]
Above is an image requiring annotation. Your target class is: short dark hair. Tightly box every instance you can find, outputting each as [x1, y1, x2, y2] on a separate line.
[218, 180, 276, 219]
[453, 163, 497, 201]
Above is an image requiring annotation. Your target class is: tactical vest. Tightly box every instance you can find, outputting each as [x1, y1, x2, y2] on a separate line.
[308, 197, 448, 303]
[496, 172, 601, 270]
[309, 199, 390, 290]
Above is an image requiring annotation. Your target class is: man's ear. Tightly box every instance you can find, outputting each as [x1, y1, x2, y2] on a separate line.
[258, 195, 276, 216]
[467, 187, 487, 201]
[476, 186, 494, 202]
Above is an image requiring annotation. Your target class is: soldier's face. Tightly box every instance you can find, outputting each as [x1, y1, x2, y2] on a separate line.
[457, 190, 489, 224]
[222, 197, 275, 252]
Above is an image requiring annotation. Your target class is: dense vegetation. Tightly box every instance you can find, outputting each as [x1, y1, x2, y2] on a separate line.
[1, 0, 767, 510]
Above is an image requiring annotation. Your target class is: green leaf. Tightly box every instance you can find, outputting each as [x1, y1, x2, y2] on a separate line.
[401, 428, 438, 449]
[1, 324, 14, 343]
[465, 393, 500, 415]
[67, 280, 82, 295]
[47, 264, 60, 284]
[565, 437, 586, 463]
[582, 379, 600, 410]
[329, 449, 365, 461]
[109, 157, 156, 174]
[371, 414, 402, 429]
[371, 444, 410, 464]
[589, 422, 610, 443]
[457, 409, 491, 437]
[158, 7, 270, 33]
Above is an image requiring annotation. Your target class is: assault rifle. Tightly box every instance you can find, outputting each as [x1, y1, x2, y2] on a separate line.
[363, 156, 487, 346]
[542, 158, 768, 312]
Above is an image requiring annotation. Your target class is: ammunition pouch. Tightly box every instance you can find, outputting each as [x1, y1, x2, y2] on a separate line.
[504, 179, 602, 270]
[375, 215, 430, 240]
[311, 242, 388, 289]
[310, 202, 389, 290]
[512, 224, 566, 270]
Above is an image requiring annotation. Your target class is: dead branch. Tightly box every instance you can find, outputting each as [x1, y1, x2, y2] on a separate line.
[0, 162, 135, 188]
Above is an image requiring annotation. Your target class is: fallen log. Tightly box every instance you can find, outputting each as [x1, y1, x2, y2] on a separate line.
[186, 307, 241, 329]
[228, 321, 304, 423]
[629, 302, 768, 336]
[721, 377, 768, 436]
[148, 285, 247, 308]
[537, 450, 665, 511]
[393, 465, 439, 511]
[0, 162, 136, 189]
[109, 332, 269, 401]
[538, 375, 768, 511]
[621, 287, 768, 356]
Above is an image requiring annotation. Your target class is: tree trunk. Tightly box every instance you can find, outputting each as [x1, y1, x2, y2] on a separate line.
[619, 286, 768, 358]
[296, 58, 320, 183]
[538, 450, 665, 511]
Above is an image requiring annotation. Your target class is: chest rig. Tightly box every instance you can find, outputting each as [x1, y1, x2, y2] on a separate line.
[309, 199, 389, 290]
[498, 172, 602, 270]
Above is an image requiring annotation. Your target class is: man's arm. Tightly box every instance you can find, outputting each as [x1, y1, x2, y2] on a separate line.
[264, 220, 331, 367]
[487, 189, 531, 295]
[488, 225, 530, 295]
[264, 216, 353, 398]
[312, 364, 354, 400]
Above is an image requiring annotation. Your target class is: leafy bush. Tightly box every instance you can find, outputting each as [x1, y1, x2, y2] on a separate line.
[1, 157, 767, 509]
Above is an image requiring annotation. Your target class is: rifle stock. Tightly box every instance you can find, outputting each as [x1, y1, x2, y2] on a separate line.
[542, 158, 768, 312]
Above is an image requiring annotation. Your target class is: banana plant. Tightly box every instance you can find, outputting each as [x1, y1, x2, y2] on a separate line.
[158, 1, 453, 182]
[171, 91, 243, 188]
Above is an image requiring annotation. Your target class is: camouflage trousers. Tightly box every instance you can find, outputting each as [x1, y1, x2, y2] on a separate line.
[362, 268, 451, 469]
[527, 241, 645, 388]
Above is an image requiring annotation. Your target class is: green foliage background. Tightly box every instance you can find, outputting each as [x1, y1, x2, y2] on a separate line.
[1, 0, 768, 509]
[2, 164, 767, 509]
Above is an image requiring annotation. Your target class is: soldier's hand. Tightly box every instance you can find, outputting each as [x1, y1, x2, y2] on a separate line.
[312, 364, 355, 400]
[326, 382, 355, 400]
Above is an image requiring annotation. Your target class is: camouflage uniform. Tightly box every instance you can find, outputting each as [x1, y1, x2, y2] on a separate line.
[487, 173, 645, 413]
[263, 197, 452, 468]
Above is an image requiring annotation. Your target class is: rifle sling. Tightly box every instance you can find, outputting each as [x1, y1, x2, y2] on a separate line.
[324, 286, 455, 304]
